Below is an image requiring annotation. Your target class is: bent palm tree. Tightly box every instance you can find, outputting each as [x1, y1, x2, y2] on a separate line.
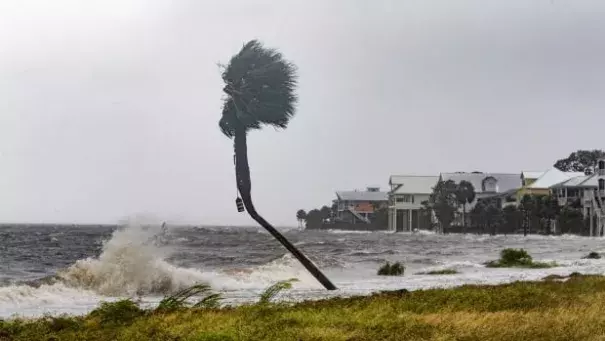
[219, 40, 336, 290]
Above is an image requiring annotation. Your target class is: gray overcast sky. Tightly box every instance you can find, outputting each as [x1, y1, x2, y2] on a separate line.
[1, 0, 604, 226]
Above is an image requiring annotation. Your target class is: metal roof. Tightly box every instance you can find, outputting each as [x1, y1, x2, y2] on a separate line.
[389, 175, 439, 194]
[440, 173, 522, 194]
[551, 174, 598, 188]
[335, 190, 388, 201]
[528, 168, 584, 189]
[552, 176, 589, 188]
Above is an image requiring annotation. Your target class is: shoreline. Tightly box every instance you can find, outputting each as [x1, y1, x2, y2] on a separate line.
[2, 274, 605, 340]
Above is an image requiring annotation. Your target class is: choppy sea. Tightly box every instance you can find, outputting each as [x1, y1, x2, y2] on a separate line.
[2, 220, 605, 318]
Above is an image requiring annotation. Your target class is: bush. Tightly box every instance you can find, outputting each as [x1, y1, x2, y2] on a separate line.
[416, 269, 458, 275]
[500, 248, 532, 265]
[485, 248, 557, 269]
[583, 252, 601, 259]
[377, 262, 405, 276]
[89, 299, 145, 325]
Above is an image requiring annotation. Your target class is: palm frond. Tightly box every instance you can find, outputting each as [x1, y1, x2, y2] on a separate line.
[155, 284, 222, 312]
[219, 40, 298, 137]
[258, 278, 298, 304]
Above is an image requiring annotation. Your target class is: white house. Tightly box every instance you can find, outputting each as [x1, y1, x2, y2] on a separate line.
[550, 159, 605, 236]
[387, 175, 439, 232]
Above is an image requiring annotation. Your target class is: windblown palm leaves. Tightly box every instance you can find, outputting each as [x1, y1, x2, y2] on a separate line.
[219, 40, 298, 137]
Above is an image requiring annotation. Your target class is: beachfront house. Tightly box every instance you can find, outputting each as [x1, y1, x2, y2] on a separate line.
[387, 175, 439, 232]
[333, 187, 388, 224]
[550, 159, 605, 236]
[517, 168, 584, 199]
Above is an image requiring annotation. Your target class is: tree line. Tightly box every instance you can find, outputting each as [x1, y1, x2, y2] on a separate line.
[296, 206, 333, 229]
[427, 185, 587, 236]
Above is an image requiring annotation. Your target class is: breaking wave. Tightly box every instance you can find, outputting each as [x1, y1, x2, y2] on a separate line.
[55, 221, 205, 296]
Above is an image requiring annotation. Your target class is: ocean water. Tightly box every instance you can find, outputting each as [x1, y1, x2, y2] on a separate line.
[2, 220, 605, 318]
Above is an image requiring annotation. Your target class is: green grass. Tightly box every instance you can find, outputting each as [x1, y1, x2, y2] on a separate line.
[485, 248, 558, 269]
[377, 261, 405, 276]
[416, 269, 459, 275]
[5, 275, 605, 340]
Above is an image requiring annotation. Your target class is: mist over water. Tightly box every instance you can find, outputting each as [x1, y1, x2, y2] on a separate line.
[2, 221, 605, 318]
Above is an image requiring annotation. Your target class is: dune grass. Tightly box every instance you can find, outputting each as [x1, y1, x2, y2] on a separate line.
[4, 274, 605, 340]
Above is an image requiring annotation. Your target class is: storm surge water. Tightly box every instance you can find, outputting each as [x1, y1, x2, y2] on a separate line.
[3, 222, 605, 318]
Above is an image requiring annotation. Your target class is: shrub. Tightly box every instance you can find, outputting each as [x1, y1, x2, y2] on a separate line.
[89, 299, 145, 325]
[583, 252, 601, 259]
[377, 262, 405, 276]
[500, 248, 533, 266]
[485, 248, 557, 269]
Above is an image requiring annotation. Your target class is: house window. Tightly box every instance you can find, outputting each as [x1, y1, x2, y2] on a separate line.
[599, 160, 605, 170]
[482, 177, 498, 192]
[396, 195, 414, 203]
[599, 179, 605, 190]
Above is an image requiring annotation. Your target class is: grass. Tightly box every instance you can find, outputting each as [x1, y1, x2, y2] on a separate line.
[485, 248, 558, 269]
[5, 275, 605, 340]
[416, 268, 459, 275]
[377, 261, 405, 276]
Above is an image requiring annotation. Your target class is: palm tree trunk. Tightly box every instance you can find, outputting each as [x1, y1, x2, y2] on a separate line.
[462, 205, 466, 233]
[233, 128, 337, 290]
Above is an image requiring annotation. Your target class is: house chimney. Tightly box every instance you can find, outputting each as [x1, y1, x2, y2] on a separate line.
[585, 167, 594, 175]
